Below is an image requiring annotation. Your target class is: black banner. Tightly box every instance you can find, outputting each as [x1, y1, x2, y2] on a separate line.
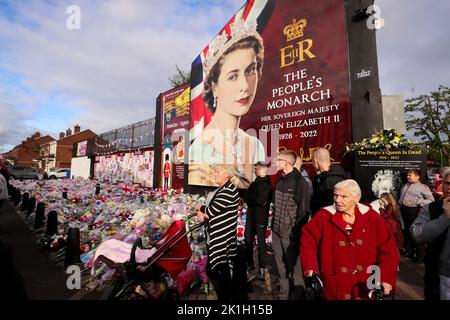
[354, 146, 428, 203]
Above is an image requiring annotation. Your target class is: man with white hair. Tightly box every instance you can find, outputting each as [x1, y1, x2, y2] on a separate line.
[411, 168, 450, 300]
[300, 179, 399, 300]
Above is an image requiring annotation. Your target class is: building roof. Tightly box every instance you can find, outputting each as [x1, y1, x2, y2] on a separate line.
[58, 129, 97, 144]
[5, 133, 55, 153]
[35, 135, 55, 145]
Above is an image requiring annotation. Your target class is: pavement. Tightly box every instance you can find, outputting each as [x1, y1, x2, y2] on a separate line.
[0, 200, 73, 299]
[0, 198, 425, 300]
[182, 248, 425, 300]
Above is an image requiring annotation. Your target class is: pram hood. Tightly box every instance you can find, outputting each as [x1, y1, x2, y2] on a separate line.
[153, 219, 192, 280]
[92, 219, 193, 281]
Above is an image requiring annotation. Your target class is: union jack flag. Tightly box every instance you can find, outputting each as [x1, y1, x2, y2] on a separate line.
[189, 0, 276, 142]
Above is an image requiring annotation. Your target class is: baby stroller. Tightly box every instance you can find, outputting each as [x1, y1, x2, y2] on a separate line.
[97, 213, 205, 300]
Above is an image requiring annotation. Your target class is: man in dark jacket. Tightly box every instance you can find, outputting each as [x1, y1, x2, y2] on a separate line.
[272, 150, 310, 299]
[294, 155, 313, 200]
[411, 168, 450, 300]
[244, 161, 273, 281]
[310, 148, 349, 216]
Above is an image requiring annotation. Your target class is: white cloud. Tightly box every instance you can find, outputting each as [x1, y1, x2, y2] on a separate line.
[0, 0, 242, 149]
[376, 0, 450, 98]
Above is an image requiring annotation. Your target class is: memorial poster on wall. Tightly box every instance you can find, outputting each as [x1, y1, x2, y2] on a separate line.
[160, 84, 190, 189]
[77, 140, 87, 157]
[354, 146, 428, 203]
[94, 150, 154, 187]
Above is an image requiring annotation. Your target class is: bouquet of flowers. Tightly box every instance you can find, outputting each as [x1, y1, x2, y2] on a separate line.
[349, 129, 419, 151]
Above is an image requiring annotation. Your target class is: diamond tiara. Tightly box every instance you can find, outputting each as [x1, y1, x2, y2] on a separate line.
[203, 17, 260, 76]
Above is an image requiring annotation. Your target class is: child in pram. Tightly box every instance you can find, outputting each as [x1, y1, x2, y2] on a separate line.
[93, 213, 204, 300]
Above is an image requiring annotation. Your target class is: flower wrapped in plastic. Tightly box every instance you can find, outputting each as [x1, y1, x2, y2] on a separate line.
[349, 128, 420, 152]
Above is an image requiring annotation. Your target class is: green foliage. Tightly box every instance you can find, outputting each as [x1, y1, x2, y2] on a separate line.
[405, 85, 450, 166]
[168, 64, 190, 88]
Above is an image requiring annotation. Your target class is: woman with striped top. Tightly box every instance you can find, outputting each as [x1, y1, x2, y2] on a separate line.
[196, 164, 240, 300]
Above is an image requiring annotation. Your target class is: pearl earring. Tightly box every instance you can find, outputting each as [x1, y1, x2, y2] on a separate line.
[213, 96, 217, 110]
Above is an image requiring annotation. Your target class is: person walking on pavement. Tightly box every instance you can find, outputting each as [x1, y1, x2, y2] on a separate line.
[301, 180, 399, 300]
[399, 168, 434, 263]
[310, 148, 349, 216]
[411, 168, 450, 300]
[271, 150, 310, 300]
[244, 161, 273, 281]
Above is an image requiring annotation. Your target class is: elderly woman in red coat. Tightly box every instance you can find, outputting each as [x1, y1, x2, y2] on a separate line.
[300, 179, 399, 300]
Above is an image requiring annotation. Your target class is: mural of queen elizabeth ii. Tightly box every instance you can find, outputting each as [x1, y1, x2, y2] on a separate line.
[188, 3, 274, 188]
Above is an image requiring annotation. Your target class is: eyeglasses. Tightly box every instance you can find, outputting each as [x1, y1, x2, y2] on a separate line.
[275, 158, 293, 165]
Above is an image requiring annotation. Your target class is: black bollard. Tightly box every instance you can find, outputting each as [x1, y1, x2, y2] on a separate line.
[95, 183, 100, 196]
[15, 190, 22, 207]
[46, 211, 58, 236]
[65, 227, 81, 268]
[34, 202, 46, 229]
[20, 193, 29, 212]
[10, 186, 16, 200]
[26, 197, 36, 217]
[62, 188, 68, 199]
[9, 186, 15, 199]
[11, 188, 19, 206]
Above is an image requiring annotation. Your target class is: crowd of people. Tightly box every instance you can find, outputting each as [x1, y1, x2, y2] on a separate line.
[194, 149, 450, 301]
[1, 158, 449, 301]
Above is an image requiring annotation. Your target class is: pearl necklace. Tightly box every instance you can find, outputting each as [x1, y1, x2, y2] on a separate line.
[209, 117, 244, 173]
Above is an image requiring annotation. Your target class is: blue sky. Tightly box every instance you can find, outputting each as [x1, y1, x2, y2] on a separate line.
[1, 0, 449, 153]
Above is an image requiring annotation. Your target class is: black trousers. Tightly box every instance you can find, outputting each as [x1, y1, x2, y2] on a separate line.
[244, 219, 267, 269]
[401, 206, 425, 260]
[206, 261, 233, 301]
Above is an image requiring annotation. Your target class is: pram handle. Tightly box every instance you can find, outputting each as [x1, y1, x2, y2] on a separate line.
[186, 212, 198, 220]
[130, 237, 144, 265]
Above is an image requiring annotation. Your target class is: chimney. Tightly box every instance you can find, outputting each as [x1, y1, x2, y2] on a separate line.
[74, 124, 81, 134]
[59, 132, 65, 139]
[66, 128, 72, 137]
[34, 132, 41, 139]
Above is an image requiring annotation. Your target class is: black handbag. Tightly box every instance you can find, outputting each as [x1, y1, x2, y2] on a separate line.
[304, 273, 324, 300]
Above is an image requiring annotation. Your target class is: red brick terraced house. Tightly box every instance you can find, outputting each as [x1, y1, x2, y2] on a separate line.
[4, 132, 55, 169]
[53, 125, 97, 169]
